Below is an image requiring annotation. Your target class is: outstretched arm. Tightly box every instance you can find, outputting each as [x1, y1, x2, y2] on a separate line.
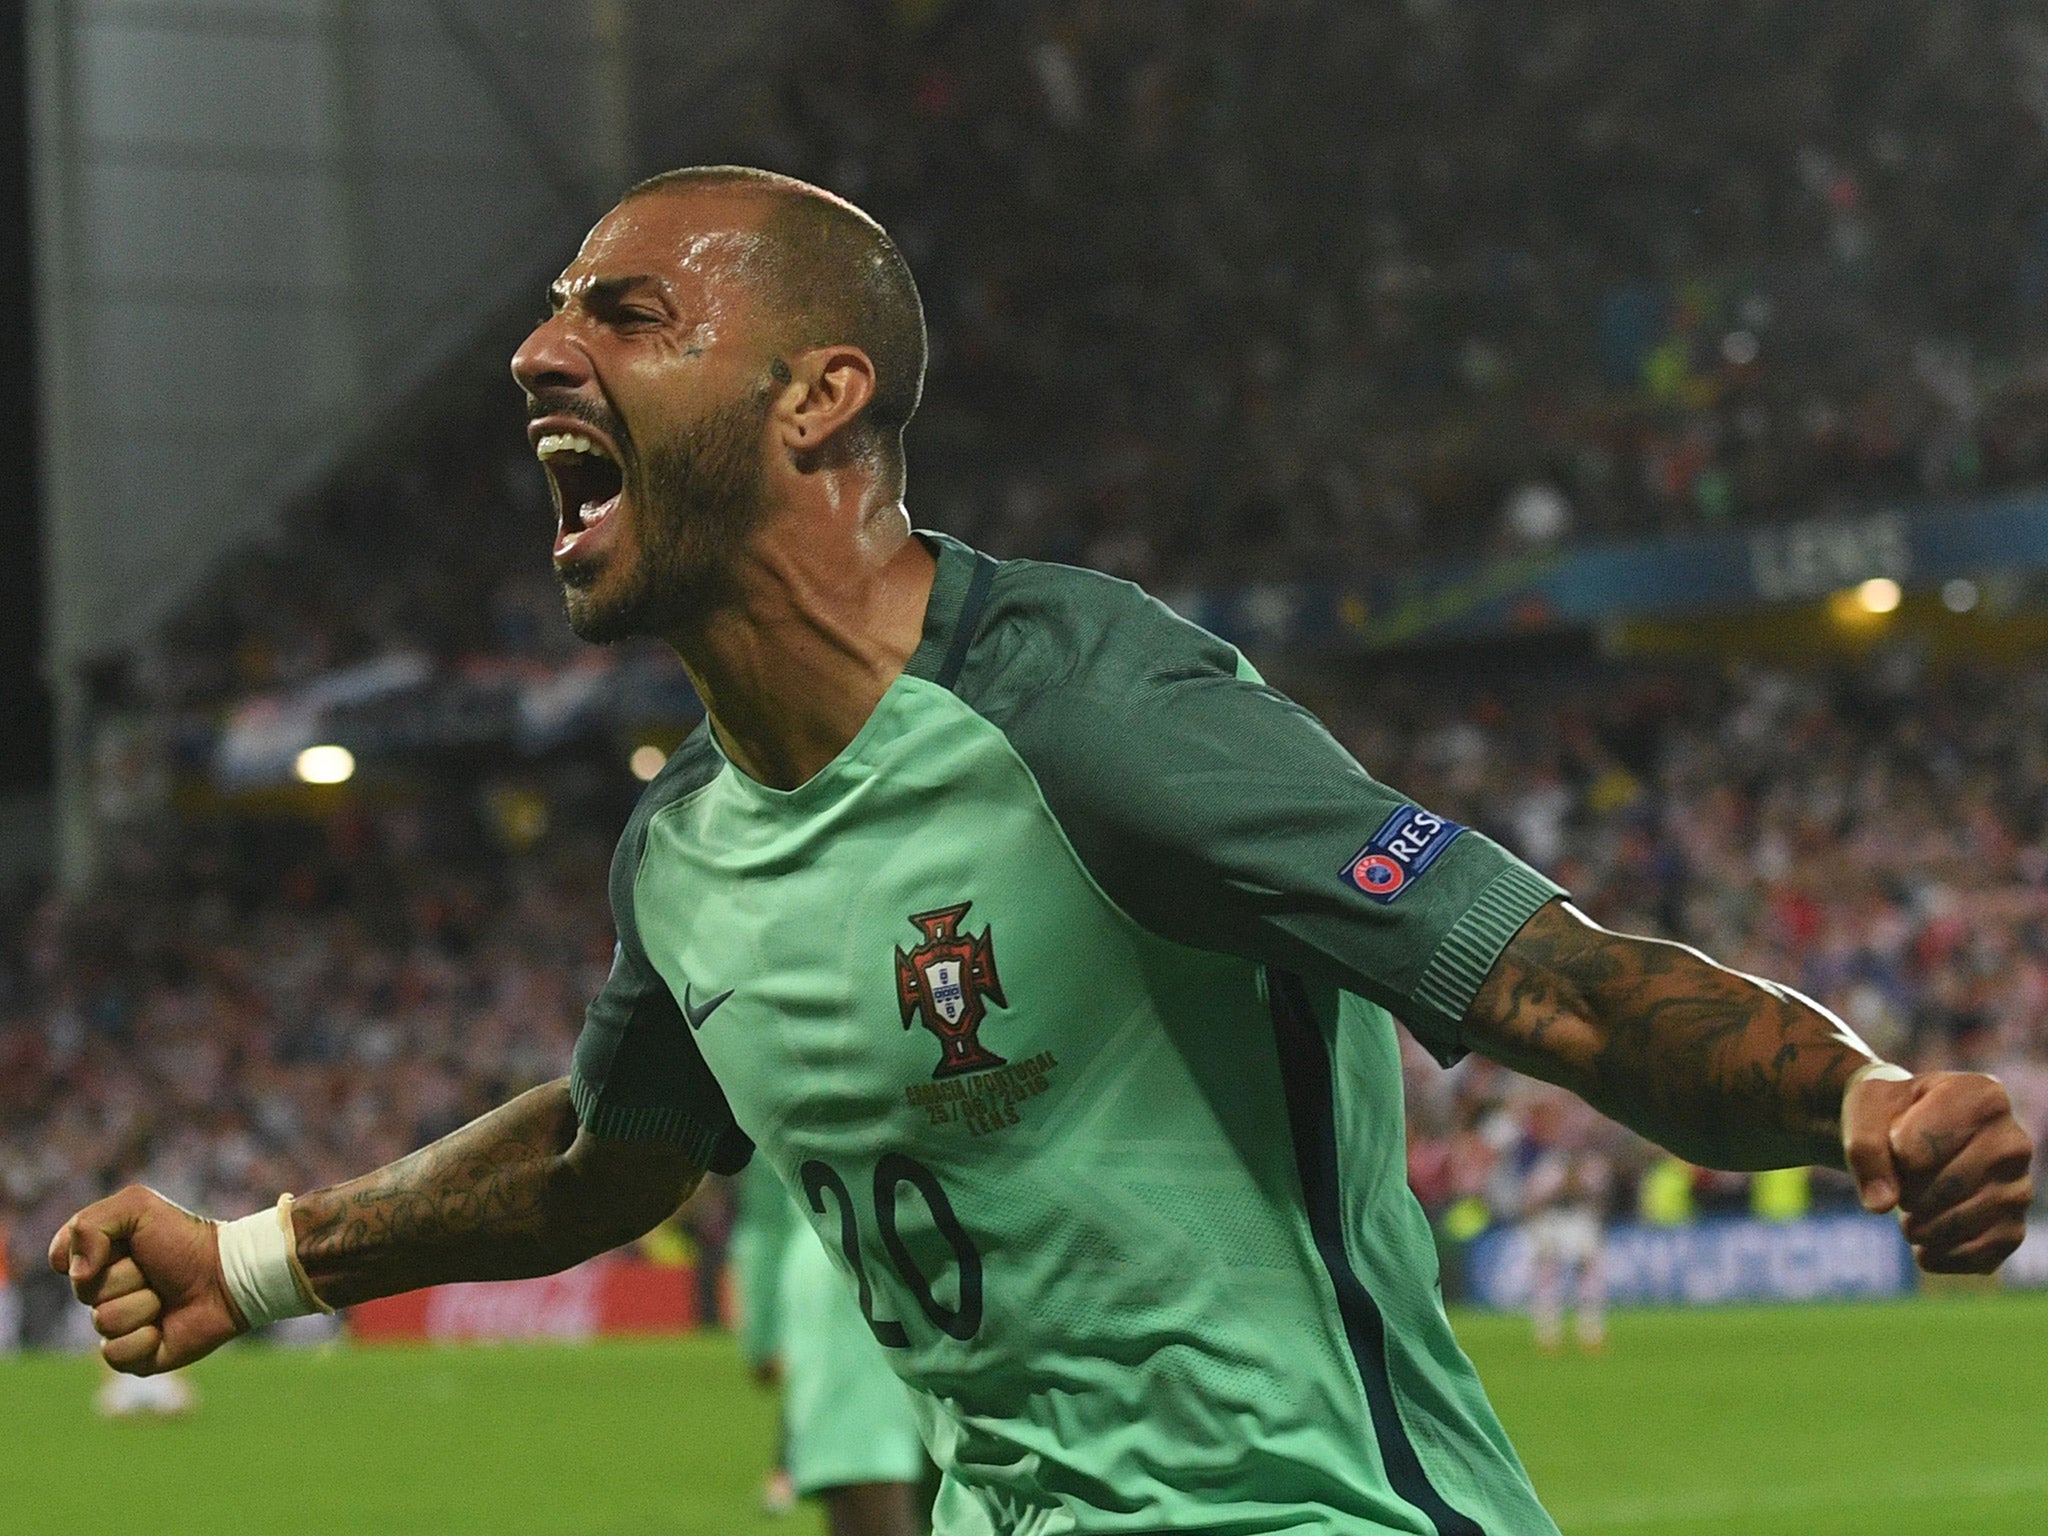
[50, 1078, 703, 1372]
[291, 1079, 701, 1304]
[1464, 899, 1870, 1170]
[1464, 899, 2033, 1272]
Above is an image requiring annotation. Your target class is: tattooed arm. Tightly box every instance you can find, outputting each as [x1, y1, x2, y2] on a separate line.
[1464, 899, 2032, 1271]
[1463, 899, 1871, 1169]
[48, 1078, 703, 1372]
[292, 1079, 702, 1306]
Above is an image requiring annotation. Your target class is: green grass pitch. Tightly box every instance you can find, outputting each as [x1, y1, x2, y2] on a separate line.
[4, 1293, 2045, 1534]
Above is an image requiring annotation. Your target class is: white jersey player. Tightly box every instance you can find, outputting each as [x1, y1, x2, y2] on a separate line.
[1516, 1093, 1612, 1353]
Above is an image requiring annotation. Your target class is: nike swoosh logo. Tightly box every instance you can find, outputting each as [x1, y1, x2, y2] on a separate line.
[682, 982, 735, 1031]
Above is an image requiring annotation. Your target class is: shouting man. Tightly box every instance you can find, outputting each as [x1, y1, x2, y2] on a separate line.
[53, 169, 2033, 1536]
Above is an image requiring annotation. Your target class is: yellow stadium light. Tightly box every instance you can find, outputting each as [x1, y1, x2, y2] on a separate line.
[629, 744, 666, 782]
[1855, 577, 1902, 614]
[295, 744, 356, 785]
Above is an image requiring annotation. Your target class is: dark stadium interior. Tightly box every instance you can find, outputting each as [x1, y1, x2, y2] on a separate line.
[0, 7, 47, 792]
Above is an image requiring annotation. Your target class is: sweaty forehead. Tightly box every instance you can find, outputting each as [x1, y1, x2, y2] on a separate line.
[563, 191, 774, 293]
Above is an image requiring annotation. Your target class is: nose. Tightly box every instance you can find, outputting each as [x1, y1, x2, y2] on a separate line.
[511, 313, 591, 398]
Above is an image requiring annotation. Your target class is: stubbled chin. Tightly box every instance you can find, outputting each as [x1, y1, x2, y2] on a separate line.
[561, 587, 623, 643]
[563, 551, 664, 643]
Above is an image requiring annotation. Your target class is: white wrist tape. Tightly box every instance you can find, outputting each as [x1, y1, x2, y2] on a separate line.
[216, 1194, 332, 1329]
[1841, 1060, 1913, 1144]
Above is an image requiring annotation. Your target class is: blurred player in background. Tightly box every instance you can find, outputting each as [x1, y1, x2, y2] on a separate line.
[0, 1219, 17, 1354]
[1511, 1093, 1612, 1355]
[731, 1158, 926, 1535]
[50, 170, 2033, 1536]
[93, 1359, 195, 1418]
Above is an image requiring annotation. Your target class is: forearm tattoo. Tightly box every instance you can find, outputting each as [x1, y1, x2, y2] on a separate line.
[1466, 900, 1872, 1170]
[292, 1081, 631, 1306]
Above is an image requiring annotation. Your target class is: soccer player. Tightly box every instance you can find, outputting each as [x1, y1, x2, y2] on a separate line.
[0, 1217, 15, 1353]
[1511, 1092, 1611, 1355]
[731, 1157, 926, 1535]
[52, 169, 2033, 1536]
[93, 1360, 197, 1419]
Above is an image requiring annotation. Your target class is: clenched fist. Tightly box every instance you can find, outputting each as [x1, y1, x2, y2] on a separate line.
[1842, 1070, 2035, 1274]
[48, 1185, 247, 1375]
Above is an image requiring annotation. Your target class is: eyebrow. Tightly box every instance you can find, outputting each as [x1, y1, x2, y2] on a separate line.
[547, 274, 671, 312]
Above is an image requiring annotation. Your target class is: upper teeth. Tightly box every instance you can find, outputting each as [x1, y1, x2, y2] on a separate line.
[536, 432, 607, 460]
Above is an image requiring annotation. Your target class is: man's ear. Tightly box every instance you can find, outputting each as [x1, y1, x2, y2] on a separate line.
[775, 345, 877, 458]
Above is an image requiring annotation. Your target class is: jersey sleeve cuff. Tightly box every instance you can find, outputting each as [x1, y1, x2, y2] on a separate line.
[570, 1071, 726, 1169]
[1406, 862, 1566, 1062]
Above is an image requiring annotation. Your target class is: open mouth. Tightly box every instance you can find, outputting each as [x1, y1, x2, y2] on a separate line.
[536, 431, 625, 539]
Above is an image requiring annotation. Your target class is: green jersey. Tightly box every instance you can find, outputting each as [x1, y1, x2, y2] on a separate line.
[573, 533, 1564, 1535]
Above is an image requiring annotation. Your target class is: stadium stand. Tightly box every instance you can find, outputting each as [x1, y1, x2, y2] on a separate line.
[106, 0, 2048, 715]
[772, 0, 2048, 581]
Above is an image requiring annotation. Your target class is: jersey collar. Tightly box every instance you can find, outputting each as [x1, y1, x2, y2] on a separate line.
[905, 531, 996, 692]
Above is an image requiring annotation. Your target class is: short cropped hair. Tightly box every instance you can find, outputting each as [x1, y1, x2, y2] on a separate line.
[625, 167, 927, 455]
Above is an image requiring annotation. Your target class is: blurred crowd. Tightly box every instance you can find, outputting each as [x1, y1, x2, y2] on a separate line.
[0, 795, 624, 1347]
[776, 0, 2048, 582]
[1367, 656, 2048, 1224]
[129, 0, 2048, 711]
[9, 650, 2048, 1341]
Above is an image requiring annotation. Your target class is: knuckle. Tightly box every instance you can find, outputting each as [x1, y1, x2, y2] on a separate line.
[1919, 1213, 1971, 1247]
[1897, 1184, 1941, 1218]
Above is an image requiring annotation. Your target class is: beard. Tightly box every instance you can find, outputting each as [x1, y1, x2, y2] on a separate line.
[557, 387, 770, 644]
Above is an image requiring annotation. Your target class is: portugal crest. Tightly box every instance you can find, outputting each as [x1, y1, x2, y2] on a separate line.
[895, 902, 1008, 1079]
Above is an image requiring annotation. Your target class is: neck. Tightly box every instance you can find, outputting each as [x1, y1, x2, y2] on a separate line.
[667, 502, 935, 791]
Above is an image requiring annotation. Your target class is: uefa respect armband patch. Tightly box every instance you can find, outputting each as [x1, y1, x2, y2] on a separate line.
[1341, 804, 1466, 902]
